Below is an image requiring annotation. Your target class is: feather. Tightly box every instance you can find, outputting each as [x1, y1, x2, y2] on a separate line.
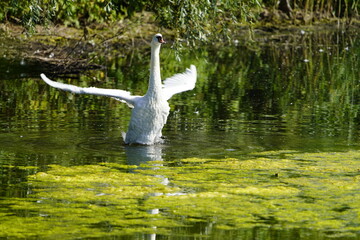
[162, 65, 197, 100]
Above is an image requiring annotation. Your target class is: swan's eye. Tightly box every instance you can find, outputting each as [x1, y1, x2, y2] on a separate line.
[156, 36, 165, 43]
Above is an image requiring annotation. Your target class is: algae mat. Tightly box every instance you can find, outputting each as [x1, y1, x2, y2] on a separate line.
[0, 151, 359, 239]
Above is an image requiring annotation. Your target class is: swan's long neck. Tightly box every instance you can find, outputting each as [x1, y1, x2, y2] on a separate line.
[146, 44, 162, 98]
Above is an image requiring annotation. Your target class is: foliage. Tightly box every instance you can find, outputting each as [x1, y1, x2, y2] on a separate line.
[292, 0, 359, 18]
[0, 0, 261, 46]
[0, 0, 123, 30]
[147, 0, 261, 46]
[1, 0, 359, 44]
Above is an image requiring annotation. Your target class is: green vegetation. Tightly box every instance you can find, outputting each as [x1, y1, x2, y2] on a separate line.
[0, 0, 358, 66]
[0, 0, 359, 43]
[0, 0, 120, 30]
[0, 151, 359, 238]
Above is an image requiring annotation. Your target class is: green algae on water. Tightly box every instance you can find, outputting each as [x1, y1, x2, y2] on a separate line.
[0, 151, 359, 239]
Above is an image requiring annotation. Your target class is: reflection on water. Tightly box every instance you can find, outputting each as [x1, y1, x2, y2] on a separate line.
[125, 145, 167, 240]
[125, 145, 164, 165]
[0, 28, 360, 239]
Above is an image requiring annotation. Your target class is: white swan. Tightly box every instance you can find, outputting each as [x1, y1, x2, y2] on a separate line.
[40, 33, 197, 145]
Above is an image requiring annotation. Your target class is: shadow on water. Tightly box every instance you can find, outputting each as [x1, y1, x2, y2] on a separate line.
[0, 28, 360, 239]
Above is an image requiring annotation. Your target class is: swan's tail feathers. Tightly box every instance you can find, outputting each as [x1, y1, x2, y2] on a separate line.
[162, 65, 197, 100]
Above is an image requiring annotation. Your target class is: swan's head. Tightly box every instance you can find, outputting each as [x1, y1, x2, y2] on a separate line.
[151, 33, 166, 46]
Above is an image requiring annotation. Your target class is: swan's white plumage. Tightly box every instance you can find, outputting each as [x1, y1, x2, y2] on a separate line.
[40, 33, 197, 145]
[162, 65, 197, 100]
[40, 73, 139, 107]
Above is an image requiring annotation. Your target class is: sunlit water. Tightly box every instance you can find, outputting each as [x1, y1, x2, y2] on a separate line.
[0, 28, 359, 239]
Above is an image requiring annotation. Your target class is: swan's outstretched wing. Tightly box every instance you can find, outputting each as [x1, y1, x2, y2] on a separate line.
[162, 65, 197, 100]
[40, 74, 139, 108]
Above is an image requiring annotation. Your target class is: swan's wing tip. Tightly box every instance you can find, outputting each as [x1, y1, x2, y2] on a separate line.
[189, 65, 197, 78]
[187, 65, 196, 72]
[40, 73, 51, 83]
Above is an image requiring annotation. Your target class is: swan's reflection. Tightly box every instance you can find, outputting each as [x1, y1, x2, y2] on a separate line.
[125, 144, 164, 165]
[124, 144, 167, 240]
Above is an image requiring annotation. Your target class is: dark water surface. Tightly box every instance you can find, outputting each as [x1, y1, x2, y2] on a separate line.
[0, 28, 359, 239]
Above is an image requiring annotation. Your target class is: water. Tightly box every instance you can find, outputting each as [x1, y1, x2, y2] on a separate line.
[0, 28, 360, 239]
